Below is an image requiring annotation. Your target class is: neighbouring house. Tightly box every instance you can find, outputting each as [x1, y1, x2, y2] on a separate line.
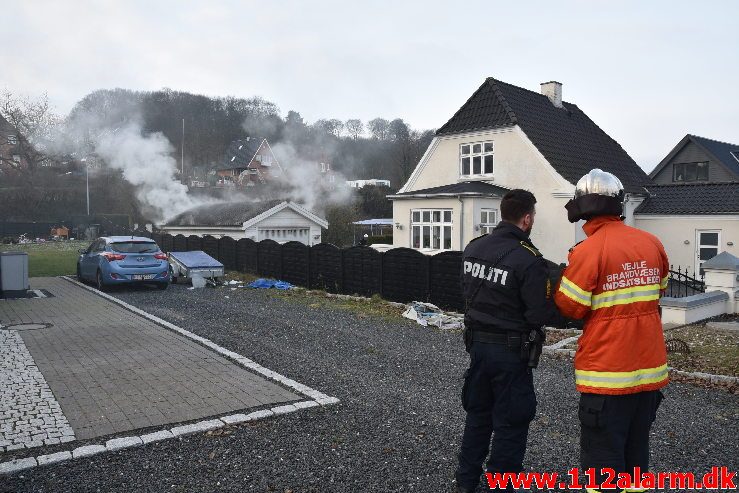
[161, 200, 328, 246]
[347, 179, 391, 189]
[391, 78, 653, 263]
[649, 134, 739, 184]
[0, 114, 28, 173]
[215, 137, 283, 187]
[633, 135, 739, 274]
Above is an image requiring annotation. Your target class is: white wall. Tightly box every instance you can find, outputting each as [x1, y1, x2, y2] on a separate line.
[246, 208, 323, 246]
[635, 215, 739, 274]
[395, 126, 577, 263]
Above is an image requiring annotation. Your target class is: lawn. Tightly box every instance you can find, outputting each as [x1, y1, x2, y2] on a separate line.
[0, 240, 88, 277]
[666, 324, 739, 377]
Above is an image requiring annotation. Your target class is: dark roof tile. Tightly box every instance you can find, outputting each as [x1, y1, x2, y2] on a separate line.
[217, 138, 264, 170]
[636, 182, 739, 214]
[165, 200, 283, 226]
[436, 78, 652, 193]
[392, 181, 509, 197]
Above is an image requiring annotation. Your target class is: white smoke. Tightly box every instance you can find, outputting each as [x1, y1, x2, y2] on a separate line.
[269, 142, 353, 213]
[93, 123, 214, 223]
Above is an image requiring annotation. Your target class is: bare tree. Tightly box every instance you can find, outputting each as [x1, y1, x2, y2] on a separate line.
[368, 118, 390, 140]
[345, 119, 364, 139]
[0, 90, 61, 173]
[328, 118, 344, 137]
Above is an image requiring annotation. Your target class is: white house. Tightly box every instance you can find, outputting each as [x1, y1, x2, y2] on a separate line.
[347, 179, 391, 189]
[391, 78, 654, 264]
[633, 135, 739, 274]
[161, 200, 328, 246]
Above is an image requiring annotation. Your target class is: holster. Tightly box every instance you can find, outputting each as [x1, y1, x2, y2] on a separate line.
[463, 326, 472, 353]
[520, 328, 545, 368]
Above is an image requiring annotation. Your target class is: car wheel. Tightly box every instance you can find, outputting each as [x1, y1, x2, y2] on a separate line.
[77, 264, 83, 282]
[96, 270, 107, 291]
[157, 283, 169, 290]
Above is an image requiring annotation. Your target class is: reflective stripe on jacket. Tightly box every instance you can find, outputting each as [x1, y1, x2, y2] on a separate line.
[555, 216, 670, 395]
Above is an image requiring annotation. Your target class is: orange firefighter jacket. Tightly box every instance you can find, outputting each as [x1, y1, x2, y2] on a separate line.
[555, 216, 670, 395]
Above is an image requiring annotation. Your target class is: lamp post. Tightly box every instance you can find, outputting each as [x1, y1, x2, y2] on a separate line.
[81, 158, 90, 216]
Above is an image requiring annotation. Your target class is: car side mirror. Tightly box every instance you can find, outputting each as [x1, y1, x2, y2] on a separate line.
[78, 249, 86, 254]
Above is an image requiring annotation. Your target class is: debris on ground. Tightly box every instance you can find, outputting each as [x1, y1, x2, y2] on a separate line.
[247, 279, 294, 290]
[402, 301, 463, 330]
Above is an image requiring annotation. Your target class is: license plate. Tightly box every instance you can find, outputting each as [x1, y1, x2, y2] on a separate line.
[131, 274, 155, 280]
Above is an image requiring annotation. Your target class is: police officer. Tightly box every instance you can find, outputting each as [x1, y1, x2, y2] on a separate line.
[455, 189, 564, 493]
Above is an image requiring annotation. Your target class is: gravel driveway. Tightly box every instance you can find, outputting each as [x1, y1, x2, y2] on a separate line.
[4, 284, 737, 492]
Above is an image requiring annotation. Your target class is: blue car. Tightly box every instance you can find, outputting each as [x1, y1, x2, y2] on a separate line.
[77, 236, 170, 290]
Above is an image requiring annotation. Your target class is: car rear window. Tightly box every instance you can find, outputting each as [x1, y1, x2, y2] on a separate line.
[110, 242, 159, 253]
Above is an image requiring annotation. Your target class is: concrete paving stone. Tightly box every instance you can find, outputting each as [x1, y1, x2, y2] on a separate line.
[271, 404, 299, 415]
[72, 444, 107, 458]
[316, 397, 341, 406]
[0, 457, 37, 475]
[170, 419, 224, 437]
[293, 400, 320, 410]
[140, 430, 174, 444]
[105, 436, 144, 451]
[246, 409, 275, 420]
[219, 414, 250, 425]
[36, 451, 72, 466]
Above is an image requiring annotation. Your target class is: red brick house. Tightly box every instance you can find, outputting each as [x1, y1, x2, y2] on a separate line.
[215, 137, 283, 187]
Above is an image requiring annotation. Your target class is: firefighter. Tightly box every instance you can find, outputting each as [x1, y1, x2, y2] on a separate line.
[554, 169, 669, 493]
[455, 189, 565, 493]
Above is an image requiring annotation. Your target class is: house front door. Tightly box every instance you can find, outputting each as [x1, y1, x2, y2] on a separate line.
[695, 229, 721, 275]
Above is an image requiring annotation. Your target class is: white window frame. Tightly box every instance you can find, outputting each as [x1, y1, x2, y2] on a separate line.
[695, 229, 721, 275]
[478, 208, 498, 235]
[411, 209, 453, 250]
[460, 141, 494, 178]
[7, 134, 17, 145]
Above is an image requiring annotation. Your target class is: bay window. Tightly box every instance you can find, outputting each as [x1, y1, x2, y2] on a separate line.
[411, 209, 453, 250]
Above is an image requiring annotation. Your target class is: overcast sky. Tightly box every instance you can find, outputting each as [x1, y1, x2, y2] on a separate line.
[3, 0, 737, 172]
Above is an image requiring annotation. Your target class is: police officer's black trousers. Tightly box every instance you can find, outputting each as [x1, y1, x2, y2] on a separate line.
[579, 390, 663, 492]
[456, 341, 536, 491]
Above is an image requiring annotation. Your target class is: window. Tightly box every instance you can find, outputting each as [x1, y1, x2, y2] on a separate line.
[696, 230, 721, 274]
[460, 141, 494, 177]
[479, 209, 498, 235]
[673, 162, 708, 182]
[7, 135, 17, 145]
[411, 209, 453, 250]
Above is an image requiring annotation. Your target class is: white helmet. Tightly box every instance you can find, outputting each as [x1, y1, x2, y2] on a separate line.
[565, 169, 625, 223]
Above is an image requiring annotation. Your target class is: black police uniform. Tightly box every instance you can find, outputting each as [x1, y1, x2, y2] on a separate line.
[455, 221, 563, 492]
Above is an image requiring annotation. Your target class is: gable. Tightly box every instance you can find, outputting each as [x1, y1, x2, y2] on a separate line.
[435, 78, 652, 193]
[650, 135, 739, 184]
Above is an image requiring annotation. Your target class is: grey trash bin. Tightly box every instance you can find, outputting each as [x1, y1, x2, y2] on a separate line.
[0, 251, 29, 298]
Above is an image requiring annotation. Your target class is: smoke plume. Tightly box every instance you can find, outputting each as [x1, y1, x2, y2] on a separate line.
[93, 123, 215, 223]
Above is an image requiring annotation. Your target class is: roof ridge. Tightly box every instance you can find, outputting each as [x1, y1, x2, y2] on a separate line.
[487, 79, 518, 124]
[689, 134, 739, 148]
[647, 181, 739, 187]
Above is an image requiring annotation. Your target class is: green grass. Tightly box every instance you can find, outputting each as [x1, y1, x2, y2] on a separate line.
[0, 240, 88, 277]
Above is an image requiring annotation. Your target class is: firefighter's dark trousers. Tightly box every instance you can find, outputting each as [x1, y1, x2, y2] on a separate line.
[579, 390, 664, 492]
[455, 342, 536, 491]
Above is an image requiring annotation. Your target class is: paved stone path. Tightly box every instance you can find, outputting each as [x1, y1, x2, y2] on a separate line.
[0, 331, 75, 452]
[0, 277, 300, 450]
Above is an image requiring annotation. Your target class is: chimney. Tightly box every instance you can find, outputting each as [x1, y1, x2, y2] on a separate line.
[540, 81, 563, 108]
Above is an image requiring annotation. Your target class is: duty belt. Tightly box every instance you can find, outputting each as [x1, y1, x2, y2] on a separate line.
[471, 330, 522, 347]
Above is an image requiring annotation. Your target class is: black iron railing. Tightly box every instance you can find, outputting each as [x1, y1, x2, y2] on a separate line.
[666, 266, 705, 298]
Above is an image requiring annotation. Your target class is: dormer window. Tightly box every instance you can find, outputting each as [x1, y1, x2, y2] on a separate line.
[7, 135, 17, 145]
[460, 141, 494, 177]
[673, 162, 708, 182]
